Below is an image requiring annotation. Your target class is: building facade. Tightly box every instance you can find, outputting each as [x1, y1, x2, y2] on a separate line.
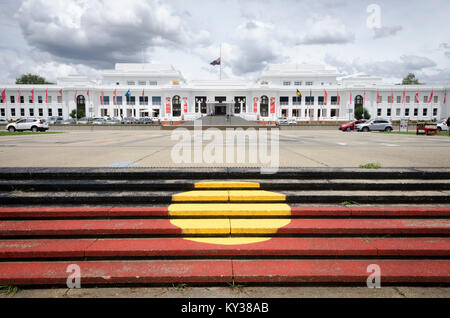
[1, 63, 449, 122]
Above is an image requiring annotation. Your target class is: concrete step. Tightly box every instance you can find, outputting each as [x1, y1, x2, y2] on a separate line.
[1, 206, 450, 219]
[1, 218, 448, 238]
[2, 179, 450, 192]
[1, 238, 449, 259]
[0, 259, 448, 285]
[1, 190, 448, 205]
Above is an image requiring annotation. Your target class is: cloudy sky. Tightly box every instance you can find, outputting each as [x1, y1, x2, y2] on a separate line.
[1, 0, 449, 84]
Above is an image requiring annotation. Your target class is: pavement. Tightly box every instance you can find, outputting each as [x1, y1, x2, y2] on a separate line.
[0, 129, 449, 168]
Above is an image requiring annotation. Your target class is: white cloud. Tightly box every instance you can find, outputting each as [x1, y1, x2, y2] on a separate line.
[372, 25, 403, 39]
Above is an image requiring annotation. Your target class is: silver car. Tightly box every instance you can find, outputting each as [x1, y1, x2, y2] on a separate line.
[356, 119, 393, 132]
[437, 120, 448, 132]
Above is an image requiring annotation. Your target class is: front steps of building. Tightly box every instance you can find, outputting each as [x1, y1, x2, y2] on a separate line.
[0, 168, 449, 286]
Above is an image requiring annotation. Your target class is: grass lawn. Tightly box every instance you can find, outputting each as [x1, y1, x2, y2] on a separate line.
[378, 131, 449, 137]
[0, 131, 64, 136]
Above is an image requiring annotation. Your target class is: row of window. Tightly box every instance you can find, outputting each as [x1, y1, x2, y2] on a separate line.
[101, 96, 162, 106]
[0, 108, 63, 117]
[381, 96, 440, 104]
[282, 109, 340, 118]
[125, 81, 158, 86]
[377, 108, 439, 117]
[1, 96, 62, 104]
[283, 81, 323, 86]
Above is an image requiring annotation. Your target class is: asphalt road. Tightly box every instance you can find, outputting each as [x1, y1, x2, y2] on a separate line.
[0, 129, 449, 168]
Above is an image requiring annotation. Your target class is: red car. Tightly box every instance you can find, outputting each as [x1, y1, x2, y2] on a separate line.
[339, 120, 366, 132]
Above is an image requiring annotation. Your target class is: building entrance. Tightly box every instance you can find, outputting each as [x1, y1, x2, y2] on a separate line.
[215, 106, 227, 115]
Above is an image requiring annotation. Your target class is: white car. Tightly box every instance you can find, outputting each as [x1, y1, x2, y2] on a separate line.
[437, 120, 448, 132]
[0, 118, 8, 125]
[6, 118, 49, 132]
[92, 118, 107, 125]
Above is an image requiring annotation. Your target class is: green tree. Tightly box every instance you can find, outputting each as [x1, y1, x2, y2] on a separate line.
[15, 74, 53, 85]
[70, 109, 85, 119]
[354, 106, 371, 120]
[401, 73, 421, 85]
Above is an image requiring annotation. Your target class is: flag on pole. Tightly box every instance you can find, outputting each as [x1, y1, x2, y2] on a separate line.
[45, 89, 48, 103]
[210, 57, 221, 66]
[324, 90, 328, 105]
[101, 90, 104, 105]
[428, 89, 434, 103]
[363, 90, 366, 105]
[376, 90, 380, 104]
[445, 89, 447, 104]
[31, 89, 34, 103]
[125, 89, 130, 98]
[415, 89, 419, 103]
[59, 89, 63, 103]
[391, 89, 394, 104]
[1, 89, 5, 103]
[142, 89, 145, 98]
[113, 89, 117, 105]
[296, 89, 302, 98]
[337, 90, 340, 105]
[402, 90, 406, 104]
[18, 88, 21, 104]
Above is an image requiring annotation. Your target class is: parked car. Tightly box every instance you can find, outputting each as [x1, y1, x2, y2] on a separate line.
[136, 118, 153, 125]
[0, 118, 8, 125]
[339, 120, 367, 132]
[106, 118, 121, 125]
[121, 117, 136, 124]
[77, 117, 93, 124]
[6, 118, 49, 132]
[92, 118, 107, 125]
[437, 119, 448, 132]
[48, 116, 64, 124]
[62, 118, 77, 125]
[277, 117, 289, 125]
[356, 119, 393, 132]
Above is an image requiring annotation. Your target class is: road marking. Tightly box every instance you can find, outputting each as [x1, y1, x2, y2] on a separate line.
[381, 143, 400, 147]
[337, 143, 347, 146]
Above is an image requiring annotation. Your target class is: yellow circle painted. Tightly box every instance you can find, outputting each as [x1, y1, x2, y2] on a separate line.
[170, 186, 292, 246]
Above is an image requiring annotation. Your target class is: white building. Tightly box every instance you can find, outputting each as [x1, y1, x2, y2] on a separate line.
[1, 63, 449, 123]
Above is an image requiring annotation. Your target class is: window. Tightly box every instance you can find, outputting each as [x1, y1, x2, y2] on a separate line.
[11, 109, 16, 116]
[423, 108, 427, 116]
[127, 81, 135, 85]
[149, 81, 157, 86]
[0, 108, 4, 117]
[48, 109, 52, 116]
[57, 96, 62, 104]
[138, 81, 146, 86]
[38, 96, 43, 104]
[423, 96, 428, 103]
[127, 96, 135, 105]
[294, 81, 302, 86]
[414, 108, 418, 116]
[305, 96, 314, 105]
[397, 96, 402, 103]
[406, 96, 410, 103]
[280, 96, 289, 106]
[377, 109, 382, 117]
[306, 81, 313, 86]
[433, 108, 438, 116]
[21, 108, 25, 116]
[39, 108, 43, 117]
[58, 108, 63, 116]
[29, 96, 33, 103]
[116, 82, 120, 86]
[139, 96, 149, 105]
[321, 82, 324, 86]
[331, 96, 338, 105]
[318, 96, 324, 105]
[396, 108, 401, 116]
[292, 96, 301, 105]
[116, 96, 123, 105]
[10, 96, 15, 103]
[434, 96, 438, 103]
[283, 81, 291, 86]
[29, 109, 34, 116]
[20, 96, 24, 104]
[388, 96, 393, 103]
[47, 96, 52, 103]
[331, 109, 337, 117]
[103, 96, 110, 105]
[405, 108, 410, 116]
[292, 109, 300, 117]
[379, 96, 383, 103]
[387, 108, 391, 117]
[152, 96, 161, 105]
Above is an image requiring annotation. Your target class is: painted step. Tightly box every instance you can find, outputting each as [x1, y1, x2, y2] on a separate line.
[1, 206, 450, 219]
[172, 190, 286, 202]
[232, 259, 450, 283]
[1, 237, 450, 259]
[0, 260, 233, 285]
[0, 259, 448, 285]
[1, 218, 449, 237]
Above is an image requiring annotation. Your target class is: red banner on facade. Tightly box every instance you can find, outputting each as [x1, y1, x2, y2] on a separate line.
[166, 97, 171, 114]
[253, 97, 258, 113]
[183, 97, 188, 113]
[270, 97, 275, 114]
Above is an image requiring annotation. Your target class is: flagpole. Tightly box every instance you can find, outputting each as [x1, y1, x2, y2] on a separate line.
[220, 44, 222, 81]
